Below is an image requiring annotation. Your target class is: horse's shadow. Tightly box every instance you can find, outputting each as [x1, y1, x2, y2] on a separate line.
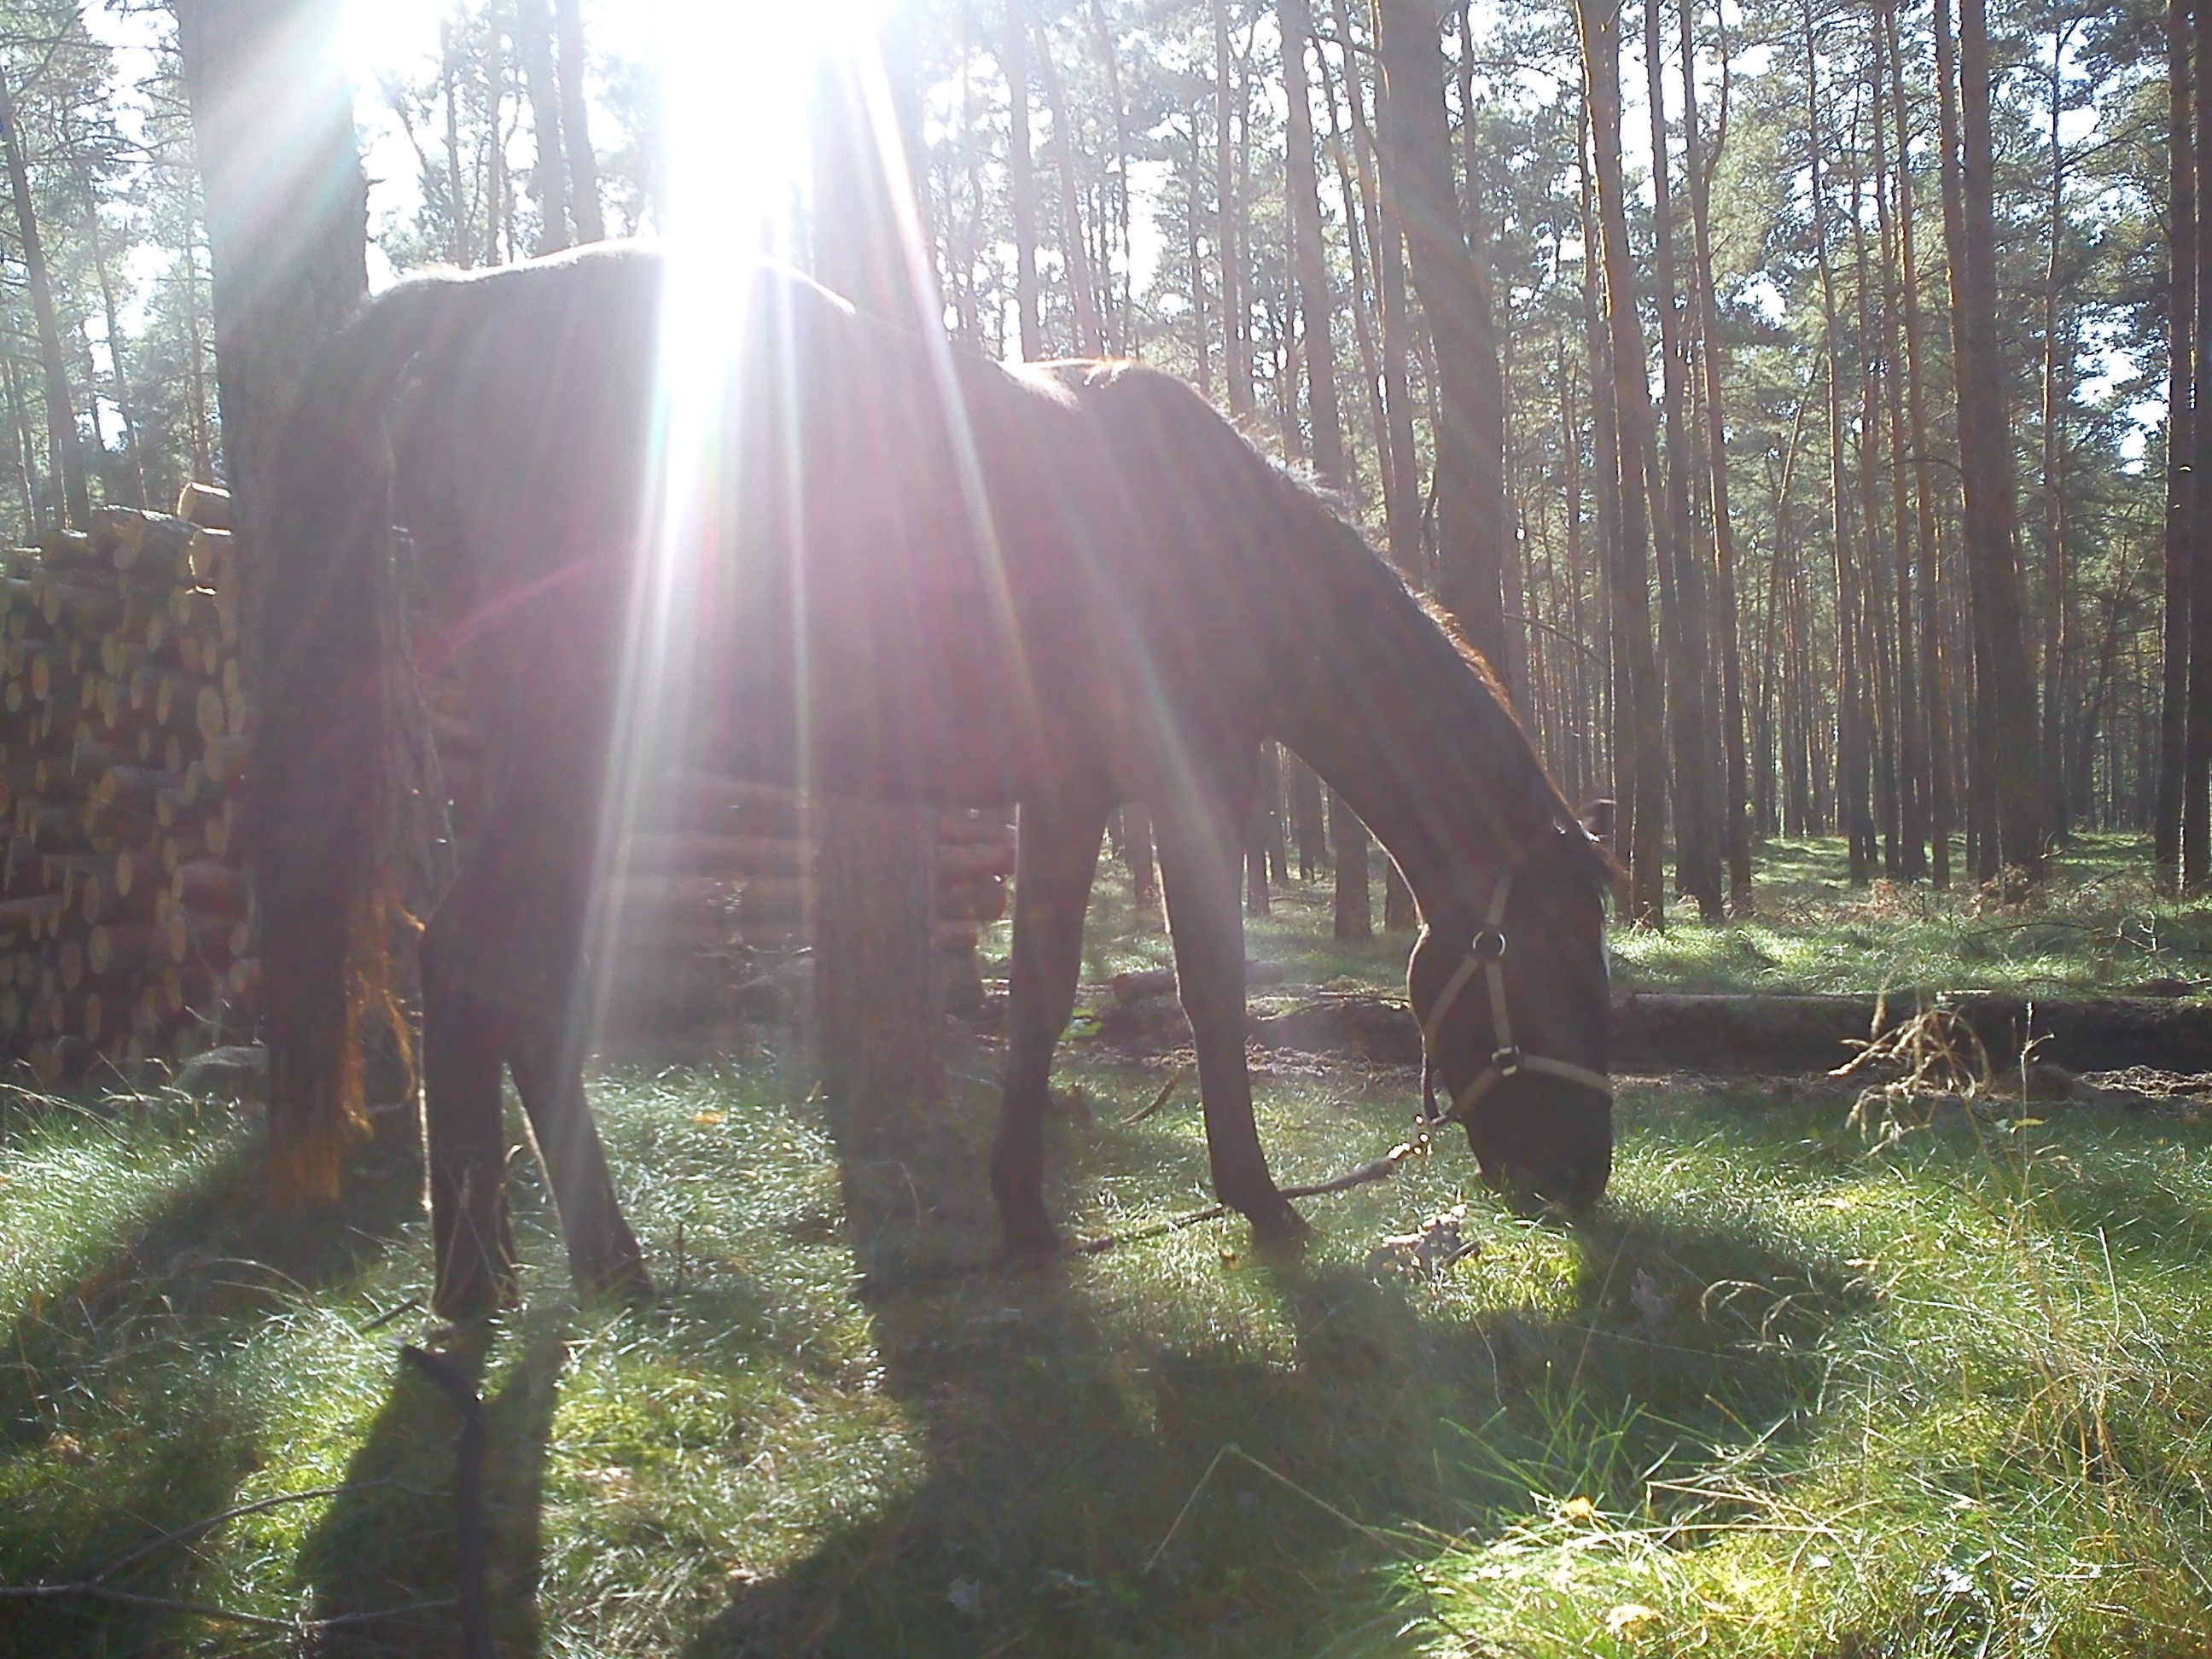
[300, 1314, 568, 1658]
[679, 1115, 1866, 1657]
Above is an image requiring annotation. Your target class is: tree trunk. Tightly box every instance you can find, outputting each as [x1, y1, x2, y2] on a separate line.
[552, 0, 603, 242]
[176, 0, 369, 538]
[1031, 19, 1102, 353]
[1376, 0, 1511, 672]
[1680, 0, 1751, 910]
[0, 72, 90, 528]
[1575, 2, 1668, 926]
[1212, 0, 1253, 416]
[1280, 0, 1345, 489]
[811, 29, 958, 1268]
[1330, 787, 1371, 940]
[1644, 0, 1722, 919]
[2159, 0, 2193, 888]
[1889, 0, 1952, 886]
[1004, 0, 1042, 358]
[1952, 0, 2048, 881]
[513, 0, 570, 254]
[1871, 10, 1924, 881]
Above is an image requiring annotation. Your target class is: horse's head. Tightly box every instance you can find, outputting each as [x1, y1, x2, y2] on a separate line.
[1406, 821, 1614, 1215]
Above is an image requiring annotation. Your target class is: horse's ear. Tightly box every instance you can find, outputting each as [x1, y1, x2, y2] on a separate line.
[1557, 814, 1627, 905]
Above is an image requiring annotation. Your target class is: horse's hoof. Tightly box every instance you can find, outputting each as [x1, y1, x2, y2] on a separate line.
[1247, 1202, 1312, 1255]
[1001, 1213, 1065, 1259]
[578, 1256, 656, 1306]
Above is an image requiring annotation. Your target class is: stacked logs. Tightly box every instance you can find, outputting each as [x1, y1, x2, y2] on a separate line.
[0, 484, 253, 1083]
[0, 474, 1017, 1079]
[602, 773, 1016, 1029]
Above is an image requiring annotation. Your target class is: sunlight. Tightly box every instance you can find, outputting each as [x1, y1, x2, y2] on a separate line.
[337, 0, 446, 79]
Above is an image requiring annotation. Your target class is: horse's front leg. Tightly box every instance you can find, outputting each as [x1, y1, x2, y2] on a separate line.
[992, 796, 1110, 1254]
[507, 1022, 651, 1301]
[421, 912, 519, 1320]
[1153, 751, 1306, 1244]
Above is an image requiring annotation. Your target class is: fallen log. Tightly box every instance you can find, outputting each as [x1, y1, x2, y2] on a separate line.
[1086, 988, 2212, 1077]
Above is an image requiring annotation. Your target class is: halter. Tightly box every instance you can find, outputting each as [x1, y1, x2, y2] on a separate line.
[1418, 870, 1614, 1126]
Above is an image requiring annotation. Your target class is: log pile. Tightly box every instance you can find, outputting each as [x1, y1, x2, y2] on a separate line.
[0, 484, 253, 1083]
[0, 474, 1016, 1079]
[600, 775, 1015, 1030]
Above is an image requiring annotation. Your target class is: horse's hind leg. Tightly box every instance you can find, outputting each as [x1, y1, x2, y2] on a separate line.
[1152, 750, 1305, 1243]
[992, 796, 1109, 1254]
[422, 920, 519, 1319]
[507, 1022, 650, 1301]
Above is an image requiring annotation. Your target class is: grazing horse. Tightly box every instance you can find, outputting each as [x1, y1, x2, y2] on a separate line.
[254, 243, 1613, 1318]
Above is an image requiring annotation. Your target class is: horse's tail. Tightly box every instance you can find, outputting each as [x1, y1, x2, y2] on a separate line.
[252, 270, 488, 1202]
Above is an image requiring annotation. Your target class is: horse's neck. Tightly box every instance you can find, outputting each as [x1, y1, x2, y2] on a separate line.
[1278, 594, 1547, 921]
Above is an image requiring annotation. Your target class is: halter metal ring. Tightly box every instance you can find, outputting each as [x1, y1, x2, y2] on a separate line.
[1491, 1045, 1524, 1077]
[1470, 927, 1508, 962]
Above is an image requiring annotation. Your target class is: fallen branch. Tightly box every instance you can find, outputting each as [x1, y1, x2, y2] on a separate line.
[1070, 1138, 1429, 1257]
[1121, 1067, 1185, 1125]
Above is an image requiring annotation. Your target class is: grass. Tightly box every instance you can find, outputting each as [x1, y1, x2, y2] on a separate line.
[1039, 832, 2212, 1003]
[6, 1037, 2212, 1655]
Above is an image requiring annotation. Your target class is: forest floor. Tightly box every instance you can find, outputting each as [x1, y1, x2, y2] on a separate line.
[5, 836, 2212, 1656]
[1048, 831, 2212, 1003]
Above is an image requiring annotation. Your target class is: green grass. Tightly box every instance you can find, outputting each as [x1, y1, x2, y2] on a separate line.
[6, 1043, 2212, 1655]
[1035, 832, 2212, 1003]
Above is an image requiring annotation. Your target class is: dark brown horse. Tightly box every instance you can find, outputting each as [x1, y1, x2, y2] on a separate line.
[254, 244, 1612, 1317]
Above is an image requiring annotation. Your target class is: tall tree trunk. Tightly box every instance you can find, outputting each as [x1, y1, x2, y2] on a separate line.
[2038, 19, 2074, 842]
[1280, 0, 1345, 489]
[176, 0, 369, 537]
[2159, 0, 2193, 888]
[1032, 19, 1102, 353]
[1004, 0, 1042, 358]
[1086, 0, 1134, 352]
[439, 15, 470, 265]
[1576, 3, 1668, 926]
[1212, 0, 1253, 415]
[513, 0, 570, 253]
[1376, 0, 1511, 672]
[811, 27, 962, 1269]
[76, 164, 148, 507]
[1805, 5, 1871, 884]
[0, 72, 90, 528]
[552, 0, 603, 242]
[1952, 0, 2048, 880]
[1872, 9, 1924, 880]
[2190, 0, 2212, 887]
[1680, 0, 1751, 910]
[1644, 0, 1722, 918]
[1332, 0, 1420, 573]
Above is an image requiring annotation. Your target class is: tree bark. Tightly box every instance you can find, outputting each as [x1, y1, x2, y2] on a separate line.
[513, 0, 570, 254]
[1952, 0, 2048, 880]
[175, 0, 369, 540]
[0, 71, 90, 528]
[1004, 0, 1042, 358]
[1376, 0, 1511, 673]
[1679, 0, 1751, 910]
[1576, 3, 1668, 926]
[2159, 0, 2193, 888]
[552, 0, 602, 242]
[1644, 0, 1722, 919]
[810, 29, 958, 1268]
[1280, 0, 1345, 489]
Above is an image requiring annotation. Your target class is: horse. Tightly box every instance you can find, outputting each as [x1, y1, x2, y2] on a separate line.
[253, 243, 1614, 1318]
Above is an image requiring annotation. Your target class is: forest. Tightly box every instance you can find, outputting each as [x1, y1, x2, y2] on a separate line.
[10, 1, 2212, 1655]
[0, 0, 2185, 917]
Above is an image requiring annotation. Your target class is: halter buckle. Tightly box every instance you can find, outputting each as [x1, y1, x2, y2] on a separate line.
[1491, 1045, 1524, 1077]
[1470, 927, 1508, 962]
